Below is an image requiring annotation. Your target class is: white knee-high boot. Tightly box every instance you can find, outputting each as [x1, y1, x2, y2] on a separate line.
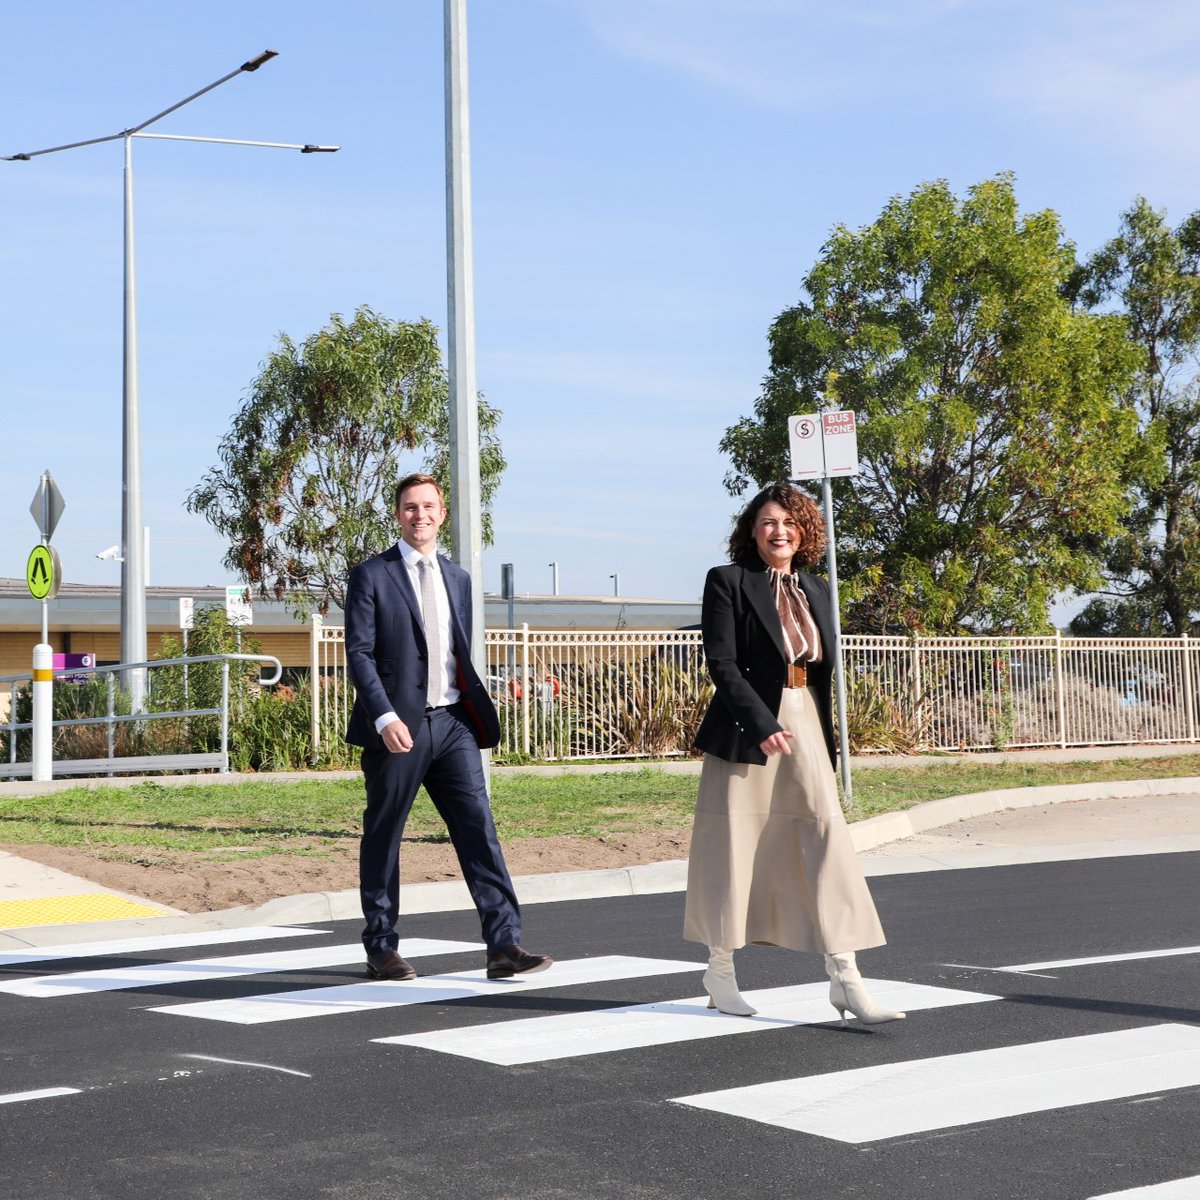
[703, 947, 757, 1016]
[824, 951, 905, 1026]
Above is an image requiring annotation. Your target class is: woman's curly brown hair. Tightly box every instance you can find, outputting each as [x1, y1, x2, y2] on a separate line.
[727, 483, 826, 570]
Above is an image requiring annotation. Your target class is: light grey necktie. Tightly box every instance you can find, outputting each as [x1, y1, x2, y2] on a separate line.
[417, 556, 442, 707]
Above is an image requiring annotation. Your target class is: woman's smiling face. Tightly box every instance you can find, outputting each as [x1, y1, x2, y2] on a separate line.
[753, 500, 800, 570]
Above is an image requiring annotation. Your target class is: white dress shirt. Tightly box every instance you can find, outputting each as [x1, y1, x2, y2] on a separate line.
[373, 541, 461, 733]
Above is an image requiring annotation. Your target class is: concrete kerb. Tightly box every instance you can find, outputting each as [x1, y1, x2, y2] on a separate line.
[4, 771, 1198, 951]
[847, 775, 1200, 850]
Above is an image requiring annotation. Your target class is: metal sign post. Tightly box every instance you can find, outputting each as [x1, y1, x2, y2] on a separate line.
[28, 469, 66, 782]
[789, 413, 859, 804]
[180, 597, 195, 705]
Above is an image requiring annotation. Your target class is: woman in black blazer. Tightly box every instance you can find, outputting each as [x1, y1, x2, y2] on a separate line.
[683, 482, 903, 1025]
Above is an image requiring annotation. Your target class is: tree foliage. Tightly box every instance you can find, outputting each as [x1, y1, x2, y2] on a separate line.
[1069, 199, 1200, 636]
[189, 307, 505, 614]
[154, 606, 262, 726]
[721, 175, 1144, 634]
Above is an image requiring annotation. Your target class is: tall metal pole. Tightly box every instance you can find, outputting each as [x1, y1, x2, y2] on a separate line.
[821, 477, 853, 803]
[549, 561, 559, 595]
[444, 0, 485, 668]
[121, 133, 148, 710]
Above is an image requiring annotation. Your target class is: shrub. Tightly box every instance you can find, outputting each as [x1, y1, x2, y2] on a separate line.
[844, 669, 927, 754]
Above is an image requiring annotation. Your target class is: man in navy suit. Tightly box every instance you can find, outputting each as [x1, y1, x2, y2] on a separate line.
[344, 472, 552, 982]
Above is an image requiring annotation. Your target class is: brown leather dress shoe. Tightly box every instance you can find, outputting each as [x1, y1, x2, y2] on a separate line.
[486, 945, 553, 980]
[365, 948, 417, 981]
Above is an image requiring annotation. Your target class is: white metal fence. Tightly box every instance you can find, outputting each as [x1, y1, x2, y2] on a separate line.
[842, 634, 1198, 752]
[310, 620, 1200, 761]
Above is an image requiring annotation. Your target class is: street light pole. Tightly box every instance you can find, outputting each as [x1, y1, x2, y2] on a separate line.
[444, 0, 486, 671]
[121, 131, 146, 709]
[5, 51, 338, 710]
[549, 562, 559, 595]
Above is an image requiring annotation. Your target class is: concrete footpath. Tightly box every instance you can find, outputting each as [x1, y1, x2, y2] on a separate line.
[2, 748, 1199, 951]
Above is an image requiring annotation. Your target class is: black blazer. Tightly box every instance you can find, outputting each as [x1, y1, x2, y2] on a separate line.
[343, 544, 500, 750]
[693, 560, 837, 767]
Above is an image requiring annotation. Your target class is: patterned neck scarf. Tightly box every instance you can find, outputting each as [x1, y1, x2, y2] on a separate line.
[767, 568, 823, 664]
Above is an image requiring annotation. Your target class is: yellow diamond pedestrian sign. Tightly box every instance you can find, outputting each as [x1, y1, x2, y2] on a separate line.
[26, 544, 61, 601]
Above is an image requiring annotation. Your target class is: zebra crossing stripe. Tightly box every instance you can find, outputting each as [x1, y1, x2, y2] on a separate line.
[1089, 1177, 1200, 1198]
[996, 945, 1200, 974]
[149, 956, 702, 1024]
[0, 926, 326, 968]
[0, 938, 481, 998]
[374, 980, 999, 1064]
[0, 1087, 81, 1105]
[672, 1023, 1200, 1143]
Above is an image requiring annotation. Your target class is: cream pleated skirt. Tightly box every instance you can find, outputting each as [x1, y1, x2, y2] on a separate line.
[683, 686, 886, 954]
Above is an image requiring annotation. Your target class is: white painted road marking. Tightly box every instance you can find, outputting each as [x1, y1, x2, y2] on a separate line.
[180, 1054, 312, 1078]
[673, 1024, 1200, 1143]
[0, 926, 326, 968]
[149, 955, 702, 1024]
[996, 945, 1200, 974]
[0, 938, 482, 998]
[1090, 1177, 1200, 1198]
[376, 981, 999, 1064]
[0, 1087, 81, 1105]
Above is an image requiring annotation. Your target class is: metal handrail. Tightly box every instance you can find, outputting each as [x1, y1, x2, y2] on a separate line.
[1, 653, 283, 779]
[0, 652, 283, 689]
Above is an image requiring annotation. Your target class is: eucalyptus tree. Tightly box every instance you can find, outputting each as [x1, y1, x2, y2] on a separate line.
[1070, 199, 1200, 636]
[189, 306, 505, 614]
[721, 175, 1144, 633]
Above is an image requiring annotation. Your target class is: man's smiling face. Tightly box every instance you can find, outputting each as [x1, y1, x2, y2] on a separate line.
[396, 482, 446, 555]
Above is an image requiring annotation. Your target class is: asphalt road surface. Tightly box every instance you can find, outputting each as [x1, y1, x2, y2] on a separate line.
[2, 851, 1198, 1200]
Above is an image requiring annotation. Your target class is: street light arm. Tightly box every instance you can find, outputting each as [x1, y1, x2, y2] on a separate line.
[128, 49, 279, 135]
[134, 132, 339, 152]
[3, 132, 124, 160]
[4, 49, 282, 159]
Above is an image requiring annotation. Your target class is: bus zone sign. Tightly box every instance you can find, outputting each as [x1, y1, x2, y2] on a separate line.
[788, 410, 860, 479]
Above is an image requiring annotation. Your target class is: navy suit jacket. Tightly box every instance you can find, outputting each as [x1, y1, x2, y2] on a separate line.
[693, 560, 837, 768]
[343, 544, 500, 750]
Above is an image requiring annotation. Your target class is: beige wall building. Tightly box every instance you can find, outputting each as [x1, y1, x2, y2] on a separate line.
[0, 579, 700, 679]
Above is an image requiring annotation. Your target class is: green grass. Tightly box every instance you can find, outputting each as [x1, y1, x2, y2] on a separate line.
[1, 754, 1198, 861]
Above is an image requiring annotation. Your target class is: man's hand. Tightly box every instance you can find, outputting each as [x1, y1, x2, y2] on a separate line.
[759, 730, 794, 756]
[380, 719, 414, 753]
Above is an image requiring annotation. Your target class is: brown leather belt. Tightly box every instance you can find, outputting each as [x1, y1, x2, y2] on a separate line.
[785, 661, 808, 688]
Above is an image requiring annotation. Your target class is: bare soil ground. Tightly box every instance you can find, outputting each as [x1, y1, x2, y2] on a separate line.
[3, 829, 693, 914]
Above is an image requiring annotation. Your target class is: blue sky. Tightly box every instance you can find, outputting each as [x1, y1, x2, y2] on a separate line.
[3, 1, 1198, 611]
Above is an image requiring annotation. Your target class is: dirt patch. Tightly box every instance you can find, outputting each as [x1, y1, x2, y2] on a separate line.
[4, 829, 692, 914]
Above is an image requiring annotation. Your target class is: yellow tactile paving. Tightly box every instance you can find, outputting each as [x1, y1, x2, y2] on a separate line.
[0, 893, 165, 930]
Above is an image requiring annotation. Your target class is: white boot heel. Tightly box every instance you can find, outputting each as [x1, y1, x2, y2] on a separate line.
[703, 947, 756, 1016]
[824, 952, 905, 1026]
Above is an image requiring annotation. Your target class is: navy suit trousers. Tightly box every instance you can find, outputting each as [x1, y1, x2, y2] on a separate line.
[359, 703, 521, 954]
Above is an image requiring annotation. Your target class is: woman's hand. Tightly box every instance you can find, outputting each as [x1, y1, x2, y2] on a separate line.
[759, 730, 794, 756]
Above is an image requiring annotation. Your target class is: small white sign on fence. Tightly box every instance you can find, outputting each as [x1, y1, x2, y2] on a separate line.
[225, 586, 253, 627]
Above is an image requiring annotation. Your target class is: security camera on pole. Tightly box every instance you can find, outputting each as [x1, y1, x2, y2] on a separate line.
[27, 470, 66, 782]
[788, 410, 860, 803]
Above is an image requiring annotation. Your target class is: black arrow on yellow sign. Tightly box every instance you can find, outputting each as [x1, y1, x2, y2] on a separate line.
[26, 544, 60, 601]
